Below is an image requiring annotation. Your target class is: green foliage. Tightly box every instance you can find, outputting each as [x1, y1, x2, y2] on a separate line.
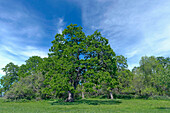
[117, 69, 134, 93]
[47, 24, 117, 101]
[48, 24, 88, 101]
[114, 55, 135, 96]
[116, 55, 128, 72]
[132, 56, 170, 96]
[5, 72, 45, 100]
[18, 56, 43, 78]
[0, 62, 19, 92]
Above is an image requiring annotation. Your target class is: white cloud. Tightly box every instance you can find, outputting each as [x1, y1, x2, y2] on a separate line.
[21, 46, 48, 58]
[57, 18, 65, 34]
[0, 2, 66, 78]
[79, 0, 170, 69]
[58, 28, 63, 34]
[0, 1, 48, 77]
[125, 50, 138, 58]
[0, 44, 48, 76]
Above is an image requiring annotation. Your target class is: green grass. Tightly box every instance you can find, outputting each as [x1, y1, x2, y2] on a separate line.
[0, 97, 170, 113]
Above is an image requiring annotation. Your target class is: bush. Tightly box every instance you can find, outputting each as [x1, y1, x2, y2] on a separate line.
[5, 82, 34, 100]
[5, 73, 44, 100]
[148, 95, 170, 100]
[136, 95, 150, 99]
[99, 94, 109, 99]
[114, 94, 135, 99]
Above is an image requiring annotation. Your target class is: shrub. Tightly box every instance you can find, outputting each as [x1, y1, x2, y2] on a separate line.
[4, 72, 44, 100]
[114, 94, 135, 99]
[148, 95, 170, 100]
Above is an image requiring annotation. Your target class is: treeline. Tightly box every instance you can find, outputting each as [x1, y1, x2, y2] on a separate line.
[132, 56, 169, 96]
[0, 24, 169, 101]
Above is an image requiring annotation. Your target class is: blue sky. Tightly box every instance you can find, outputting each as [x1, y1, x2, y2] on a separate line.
[0, 0, 170, 77]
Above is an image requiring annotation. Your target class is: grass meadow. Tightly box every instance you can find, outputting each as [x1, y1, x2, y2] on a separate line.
[0, 97, 170, 113]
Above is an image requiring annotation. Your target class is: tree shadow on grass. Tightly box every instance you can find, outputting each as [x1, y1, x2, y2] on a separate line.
[156, 107, 170, 109]
[51, 99, 122, 105]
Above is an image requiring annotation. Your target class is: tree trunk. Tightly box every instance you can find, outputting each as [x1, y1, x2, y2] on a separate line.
[65, 91, 74, 102]
[81, 84, 85, 99]
[82, 91, 85, 99]
[110, 92, 113, 99]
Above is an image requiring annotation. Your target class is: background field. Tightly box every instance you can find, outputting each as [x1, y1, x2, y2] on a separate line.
[0, 98, 170, 113]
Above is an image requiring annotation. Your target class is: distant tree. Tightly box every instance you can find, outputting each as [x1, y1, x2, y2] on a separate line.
[132, 56, 170, 96]
[116, 55, 128, 72]
[18, 64, 28, 78]
[18, 56, 43, 78]
[5, 72, 44, 100]
[132, 66, 144, 95]
[156, 57, 170, 95]
[116, 55, 133, 94]
[0, 62, 19, 92]
[117, 69, 134, 94]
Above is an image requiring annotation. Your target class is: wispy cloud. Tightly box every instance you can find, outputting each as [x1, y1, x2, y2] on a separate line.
[56, 18, 65, 34]
[0, 41, 48, 75]
[0, 1, 46, 76]
[0, 1, 64, 77]
[78, 0, 170, 69]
